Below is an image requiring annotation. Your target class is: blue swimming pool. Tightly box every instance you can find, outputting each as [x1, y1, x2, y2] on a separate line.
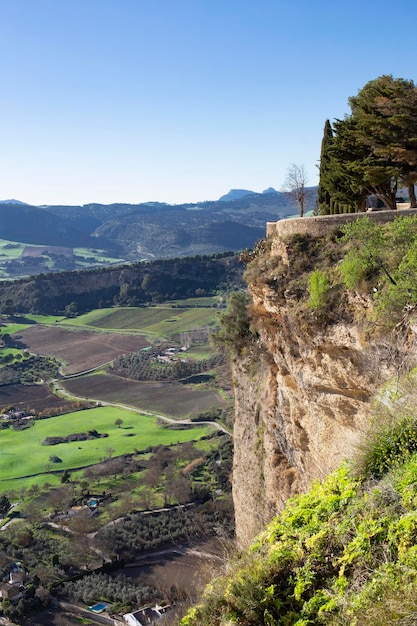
[89, 602, 107, 613]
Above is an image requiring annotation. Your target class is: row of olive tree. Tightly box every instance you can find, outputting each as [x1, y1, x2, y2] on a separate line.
[317, 75, 417, 214]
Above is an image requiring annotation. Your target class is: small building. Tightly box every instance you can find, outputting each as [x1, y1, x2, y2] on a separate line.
[9, 570, 26, 585]
[0, 582, 21, 600]
[124, 604, 171, 625]
[124, 612, 145, 626]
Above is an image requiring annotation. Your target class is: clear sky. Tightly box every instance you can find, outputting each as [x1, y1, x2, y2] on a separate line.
[1, 0, 417, 206]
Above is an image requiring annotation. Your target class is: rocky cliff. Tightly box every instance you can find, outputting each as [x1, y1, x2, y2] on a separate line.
[232, 217, 417, 547]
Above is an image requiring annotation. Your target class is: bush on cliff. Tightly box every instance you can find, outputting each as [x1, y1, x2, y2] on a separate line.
[339, 215, 417, 324]
[212, 292, 257, 356]
[308, 269, 331, 310]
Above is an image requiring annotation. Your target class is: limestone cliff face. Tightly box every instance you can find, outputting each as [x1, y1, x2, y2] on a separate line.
[232, 229, 416, 548]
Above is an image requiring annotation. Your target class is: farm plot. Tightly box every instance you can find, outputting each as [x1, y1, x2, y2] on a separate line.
[61, 373, 227, 418]
[0, 383, 78, 413]
[65, 306, 218, 338]
[18, 326, 150, 374]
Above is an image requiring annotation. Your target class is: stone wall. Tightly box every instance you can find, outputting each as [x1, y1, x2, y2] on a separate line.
[266, 208, 417, 242]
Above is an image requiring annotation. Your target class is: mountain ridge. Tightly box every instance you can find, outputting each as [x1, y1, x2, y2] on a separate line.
[0, 189, 317, 265]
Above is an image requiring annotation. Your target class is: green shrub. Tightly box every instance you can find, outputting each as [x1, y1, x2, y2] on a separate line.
[339, 253, 369, 289]
[308, 270, 330, 309]
[211, 292, 255, 355]
[358, 415, 417, 479]
[182, 451, 417, 625]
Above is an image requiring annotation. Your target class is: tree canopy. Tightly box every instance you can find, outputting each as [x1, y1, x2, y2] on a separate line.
[319, 75, 417, 214]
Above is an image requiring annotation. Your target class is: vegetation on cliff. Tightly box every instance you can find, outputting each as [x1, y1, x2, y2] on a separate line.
[182, 409, 417, 625]
[211, 291, 257, 356]
[182, 213, 417, 625]
[243, 214, 417, 334]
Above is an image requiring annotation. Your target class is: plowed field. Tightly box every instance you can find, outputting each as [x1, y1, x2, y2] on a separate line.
[0, 383, 76, 413]
[62, 373, 227, 418]
[19, 326, 150, 374]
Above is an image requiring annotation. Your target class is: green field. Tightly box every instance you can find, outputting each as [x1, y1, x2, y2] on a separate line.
[0, 240, 25, 258]
[73, 247, 122, 264]
[0, 348, 24, 357]
[0, 321, 31, 335]
[23, 314, 66, 324]
[166, 297, 219, 307]
[0, 238, 125, 280]
[185, 345, 216, 360]
[0, 406, 213, 485]
[2, 306, 219, 339]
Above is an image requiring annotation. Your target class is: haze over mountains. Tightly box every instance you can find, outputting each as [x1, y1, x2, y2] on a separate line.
[0, 187, 317, 262]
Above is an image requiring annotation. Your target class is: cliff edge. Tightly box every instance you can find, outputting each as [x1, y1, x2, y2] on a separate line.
[232, 215, 417, 547]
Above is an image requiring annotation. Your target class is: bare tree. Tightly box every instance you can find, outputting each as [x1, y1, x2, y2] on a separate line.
[281, 163, 309, 217]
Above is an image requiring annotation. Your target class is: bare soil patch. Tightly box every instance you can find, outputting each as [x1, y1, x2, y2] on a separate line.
[0, 383, 77, 413]
[19, 326, 150, 374]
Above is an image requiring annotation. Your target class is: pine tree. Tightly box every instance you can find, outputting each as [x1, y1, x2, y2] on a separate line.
[348, 75, 417, 209]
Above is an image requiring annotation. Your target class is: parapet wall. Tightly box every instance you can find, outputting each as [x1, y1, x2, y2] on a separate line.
[266, 208, 417, 241]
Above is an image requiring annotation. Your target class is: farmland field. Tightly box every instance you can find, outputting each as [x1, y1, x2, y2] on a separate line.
[0, 238, 124, 279]
[1, 321, 32, 335]
[0, 239, 24, 258]
[166, 296, 219, 306]
[0, 406, 213, 485]
[18, 326, 150, 374]
[63, 305, 219, 338]
[61, 373, 227, 418]
[0, 383, 78, 413]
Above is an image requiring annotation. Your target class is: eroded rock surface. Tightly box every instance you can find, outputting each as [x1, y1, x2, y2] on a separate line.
[232, 235, 415, 547]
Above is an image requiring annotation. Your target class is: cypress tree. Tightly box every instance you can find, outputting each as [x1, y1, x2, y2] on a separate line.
[317, 119, 334, 215]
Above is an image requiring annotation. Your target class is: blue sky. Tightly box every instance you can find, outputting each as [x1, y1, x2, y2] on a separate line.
[1, 0, 417, 206]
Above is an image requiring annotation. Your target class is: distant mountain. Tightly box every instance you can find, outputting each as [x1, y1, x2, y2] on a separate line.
[0, 199, 29, 205]
[0, 203, 119, 251]
[218, 189, 256, 202]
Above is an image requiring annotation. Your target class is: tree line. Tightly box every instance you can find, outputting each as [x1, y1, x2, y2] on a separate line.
[0, 252, 244, 315]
